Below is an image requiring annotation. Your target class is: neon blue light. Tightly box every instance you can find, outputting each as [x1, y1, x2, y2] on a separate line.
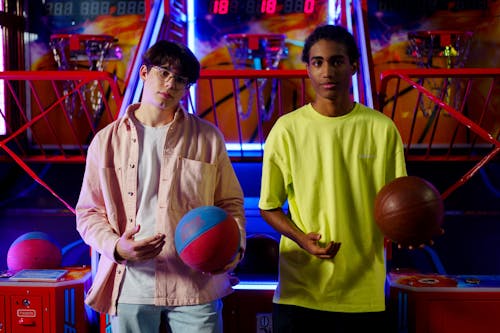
[343, 0, 360, 103]
[233, 281, 277, 290]
[119, 0, 164, 117]
[65, 288, 69, 322]
[131, 1, 165, 104]
[187, 0, 196, 114]
[131, 0, 165, 104]
[353, 0, 374, 107]
[226, 143, 265, 151]
[328, 0, 342, 24]
[71, 288, 75, 324]
[253, 58, 263, 70]
[64, 288, 76, 325]
[187, 0, 195, 52]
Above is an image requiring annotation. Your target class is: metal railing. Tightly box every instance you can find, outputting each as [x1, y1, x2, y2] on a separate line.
[1, 68, 499, 207]
[0, 70, 123, 211]
[194, 69, 310, 160]
[377, 68, 500, 198]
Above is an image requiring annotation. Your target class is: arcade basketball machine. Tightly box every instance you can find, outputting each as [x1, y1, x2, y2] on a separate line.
[190, 0, 374, 154]
[97, 0, 375, 332]
[0, 1, 389, 332]
[378, 29, 500, 333]
[0, 1, 496, 332]
[0, 34, 122, 333]
[187, 1, 374, 333]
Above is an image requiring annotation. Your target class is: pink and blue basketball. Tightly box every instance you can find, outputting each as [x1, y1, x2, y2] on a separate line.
[175, 206, 240, 274]
[7, 231, 62, 271]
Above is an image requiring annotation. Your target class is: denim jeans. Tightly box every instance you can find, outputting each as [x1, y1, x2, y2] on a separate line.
[111, 300, 223, 333]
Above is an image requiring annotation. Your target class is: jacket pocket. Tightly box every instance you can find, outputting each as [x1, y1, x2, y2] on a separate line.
[170, 157, 217, 212]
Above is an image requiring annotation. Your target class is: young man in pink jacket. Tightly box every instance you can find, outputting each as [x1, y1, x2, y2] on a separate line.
[76, 40, 246, 333]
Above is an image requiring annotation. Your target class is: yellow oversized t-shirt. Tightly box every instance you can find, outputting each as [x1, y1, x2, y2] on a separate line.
[259, 103, 407, 312]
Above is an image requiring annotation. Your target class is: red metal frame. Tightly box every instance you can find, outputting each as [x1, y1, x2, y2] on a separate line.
[0, 68, 498, 209]
[0, 70, 123, 212]
[377, 68, 500, 199]
[49, 34, 117, 51]
[194, 69, 310, 160]
[224, 33, 286, 52]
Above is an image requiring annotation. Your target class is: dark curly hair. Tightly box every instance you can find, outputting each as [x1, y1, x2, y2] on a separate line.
[301, 25, 360, 65]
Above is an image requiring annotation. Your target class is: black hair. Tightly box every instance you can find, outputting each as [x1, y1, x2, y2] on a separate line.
[301, 25, 360, 64]
[142, 40, 200, 85]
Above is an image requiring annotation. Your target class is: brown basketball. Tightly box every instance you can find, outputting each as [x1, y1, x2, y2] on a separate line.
[374, 176, 444, 246]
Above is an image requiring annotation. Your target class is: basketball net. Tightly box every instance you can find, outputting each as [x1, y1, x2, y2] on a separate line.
[407, 30, 473, 120]
[224, 33, 288, 120]
[49, 34, 120, 122]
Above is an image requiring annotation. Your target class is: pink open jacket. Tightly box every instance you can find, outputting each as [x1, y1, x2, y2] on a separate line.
[76, 104, 246, 315]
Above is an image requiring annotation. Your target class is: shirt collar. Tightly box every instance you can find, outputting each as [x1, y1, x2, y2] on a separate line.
[118, 103, 188, 129]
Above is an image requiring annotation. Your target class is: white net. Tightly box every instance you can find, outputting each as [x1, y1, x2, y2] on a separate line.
[224, 33, 288, 120]
[49, 34, 120, 121]
[407, 30, 473, 119]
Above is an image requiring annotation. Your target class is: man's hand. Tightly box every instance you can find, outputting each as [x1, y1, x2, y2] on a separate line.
[260, 209, 341, 259]
[115, 225, 166, 262]
[300, 232, 341, 259]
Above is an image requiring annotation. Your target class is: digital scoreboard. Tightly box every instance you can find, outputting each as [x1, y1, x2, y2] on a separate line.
[44, 0, 146, 19]
[208, 0, 317, 15]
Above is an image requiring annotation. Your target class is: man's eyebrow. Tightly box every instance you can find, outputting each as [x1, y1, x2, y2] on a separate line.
[310, 56, 324, 61]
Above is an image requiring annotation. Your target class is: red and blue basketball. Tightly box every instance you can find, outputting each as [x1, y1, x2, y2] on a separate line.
[175, 206, 240, 274]
[7, 231, 62, 271]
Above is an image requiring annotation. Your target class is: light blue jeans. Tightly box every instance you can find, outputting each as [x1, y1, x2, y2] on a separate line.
[110, 300, 223, 333]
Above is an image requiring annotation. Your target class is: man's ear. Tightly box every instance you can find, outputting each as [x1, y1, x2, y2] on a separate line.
[351, 61, 358, 75]
[305, 63, 311, 77]
[139, 64, 148, 81]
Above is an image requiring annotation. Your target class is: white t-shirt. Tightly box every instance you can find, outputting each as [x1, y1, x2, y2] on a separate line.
[118, 117, 170, 304]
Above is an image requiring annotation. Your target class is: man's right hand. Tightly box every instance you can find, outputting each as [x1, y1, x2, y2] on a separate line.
[300, 232, 341, 259]
[114, 225, 166, 262]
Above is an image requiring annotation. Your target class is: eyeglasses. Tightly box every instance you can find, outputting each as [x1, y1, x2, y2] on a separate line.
[151, 66, 190, 88]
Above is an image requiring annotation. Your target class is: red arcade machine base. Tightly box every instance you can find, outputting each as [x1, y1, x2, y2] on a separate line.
[388, 272, 500, 333]
[0, 267, 91, 333]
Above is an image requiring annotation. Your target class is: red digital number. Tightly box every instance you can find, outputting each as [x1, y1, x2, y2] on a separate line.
[213, 0, 229, 14]
[261, 0, 277, 14]
[304, 0, 315, 14]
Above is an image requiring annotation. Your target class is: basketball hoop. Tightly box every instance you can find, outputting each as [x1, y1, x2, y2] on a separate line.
[224, 33, 288, 120]
[408, 30, 473, 69]
[50, 34, 120, 70]
[407, 30, 473, 119]
[49, 34, 121, 121]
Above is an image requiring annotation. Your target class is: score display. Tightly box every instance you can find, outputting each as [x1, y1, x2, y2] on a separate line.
[209, 0, 316, 15]
[44, 0, 145, 18]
